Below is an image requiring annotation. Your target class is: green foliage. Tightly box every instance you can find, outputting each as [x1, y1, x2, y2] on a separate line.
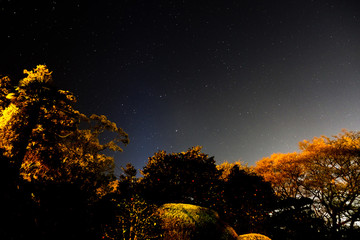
[140, 146, 220, 206]
[158, 203, 238, 240]
[237, 233, 271, 240]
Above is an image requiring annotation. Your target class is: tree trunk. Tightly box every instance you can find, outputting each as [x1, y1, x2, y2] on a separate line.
[330, 214, 339, 239]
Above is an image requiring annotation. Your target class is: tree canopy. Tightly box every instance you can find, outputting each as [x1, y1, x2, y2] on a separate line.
[255, 130, 360, 236]
[0, 65, 129, 239]
[0, 65, 129, 192]
[217, 161, 275, 235]
[140, 146, 220, 206]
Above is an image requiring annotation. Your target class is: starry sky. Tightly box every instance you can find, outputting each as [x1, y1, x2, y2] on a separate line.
[2, 0, 360, 173]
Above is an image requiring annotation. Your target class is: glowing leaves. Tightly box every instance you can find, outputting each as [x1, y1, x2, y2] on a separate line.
[0, 103, 21, 158]
[5, 93, 16, 100]
[254, 129, 360, 231]
[0, 76, 14, 111]
[217, 161, 248, 182]
[254, 152, 304, 198]
[0, 65, 128, 197]
[58, 89, 77, 103]
[20, 65, 53, 86]
[0, 103, 19, 128]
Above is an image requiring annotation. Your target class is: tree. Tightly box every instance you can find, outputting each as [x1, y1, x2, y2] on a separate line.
[102, 195, 162, 240]
[139, 146, 220, 207]
[100, 164, 162, 240]
[254, 130, 360, 237]
[217, 162, 276, 235]
[0, 65, 129, 239]
[118, 163, 138, 198]
[265, 197, 327, 240]
[0, 65, 129, 192]
[254, 152, 304, 199]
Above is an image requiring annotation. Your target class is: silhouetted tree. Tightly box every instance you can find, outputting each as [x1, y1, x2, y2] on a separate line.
[118, 163, 138, 198]
[139, 146, 220, 207]
[99, 164, 162, 240]
[216, 162, 276, 235]
[265, 197, 328, 240]
[101, 195, 162, 240]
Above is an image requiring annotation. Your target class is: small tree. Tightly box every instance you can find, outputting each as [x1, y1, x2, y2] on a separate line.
[102, 195, 162, 240]
[117, 163, 138, 199]
[99, 163, 162, 240]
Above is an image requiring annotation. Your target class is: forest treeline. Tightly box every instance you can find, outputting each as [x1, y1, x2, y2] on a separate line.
[1, 66, 360, 239]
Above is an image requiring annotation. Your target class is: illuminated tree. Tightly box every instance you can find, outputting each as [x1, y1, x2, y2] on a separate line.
[139, 146, 220, 207]
[254, 152, 304, 199]
[0, 65, 129, 192]
[255, 130, 360, 236]
[0, 65, 129, 239]
[217, 161, 244, 181]
[298, 130, 360, 235]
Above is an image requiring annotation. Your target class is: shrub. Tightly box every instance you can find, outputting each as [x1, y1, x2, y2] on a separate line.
[158, 203, 238, 240]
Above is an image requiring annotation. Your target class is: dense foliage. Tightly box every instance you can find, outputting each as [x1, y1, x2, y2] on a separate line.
[139, 146, 221, 207]
[255, 130, 360, 239]
[0, 66, 129, 239]
[216, 162, 275, 234]
[2, 66, 360, 239]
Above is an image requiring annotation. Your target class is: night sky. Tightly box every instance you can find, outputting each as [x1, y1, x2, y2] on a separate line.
[2, 0, 360, 173]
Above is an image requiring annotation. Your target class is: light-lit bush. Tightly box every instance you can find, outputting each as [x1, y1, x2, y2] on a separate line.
[158, 203, 238, 240]
[238, 233, 271, 240]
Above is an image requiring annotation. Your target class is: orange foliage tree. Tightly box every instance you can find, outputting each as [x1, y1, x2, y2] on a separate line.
[254, 130, 360, 234]
[254, 152, 304, 199]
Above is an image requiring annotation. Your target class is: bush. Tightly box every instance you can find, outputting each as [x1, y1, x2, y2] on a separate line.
[238, 233, 271, 240]
[158, 203, 238, 240]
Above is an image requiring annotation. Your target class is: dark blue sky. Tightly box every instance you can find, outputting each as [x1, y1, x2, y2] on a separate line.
[2, 0, 360, 174]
